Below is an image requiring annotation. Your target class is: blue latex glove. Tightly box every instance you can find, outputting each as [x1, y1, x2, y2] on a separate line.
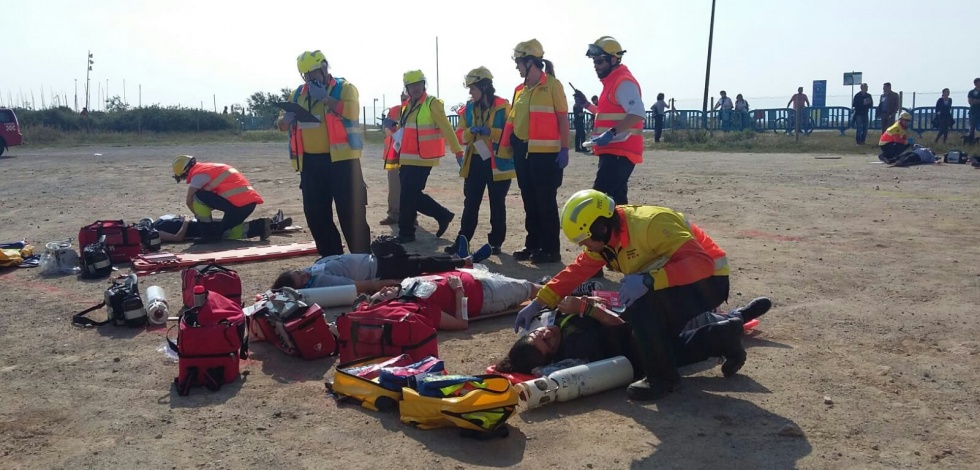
[280, 112, 296, 126]
[456, 151, 464, 168]
[594, 129, 616, 146]
[618, 273, 651, 308]
[908, 137, 916, 146]
[556, 147, 569, 169]
[514, 299, 544, 333]
[382, 117, 396, 130]
[308, 80, 329, 102]
[469, 126, 490, 136]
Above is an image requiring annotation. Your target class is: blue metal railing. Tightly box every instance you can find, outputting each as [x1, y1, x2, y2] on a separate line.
[440, 106, 976, 137]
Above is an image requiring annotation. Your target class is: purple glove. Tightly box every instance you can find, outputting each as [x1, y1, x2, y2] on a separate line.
[469, 126, 490, 136]
[594, 129, 615, 146]
[308, 80, 329, 102]
[618, 273, 651, 308]
[556, 147, 569, 169]
[514, 299, 545, 333]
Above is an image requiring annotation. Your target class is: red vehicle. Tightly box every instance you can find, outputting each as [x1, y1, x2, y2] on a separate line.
[0, 108, 24, 157]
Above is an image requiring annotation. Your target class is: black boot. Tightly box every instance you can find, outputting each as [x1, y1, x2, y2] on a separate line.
[245, 218, 273, 240]
[733, 297, 772, 323]
[627, 377, 681, 401]
[717, 318, 747, 377]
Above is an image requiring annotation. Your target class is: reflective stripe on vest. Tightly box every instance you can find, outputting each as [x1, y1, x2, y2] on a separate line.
[879, 122, 908, 145]
[592, 65, 645, 164]
[287, 77, 363, 171]
[512, 75, 561, 153]
[400, 95, 445, 163]
[187, 163, 263, 207]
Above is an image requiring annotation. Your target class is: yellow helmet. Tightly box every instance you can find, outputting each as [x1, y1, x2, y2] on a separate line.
[586, 36, 626, 58]
[464, 66, 493, 87]
[296, 50, 328, 75]
[899, 111, 912, 120]
[403, 70, 426, 85]
[560, 190, 616, 243]
[512, 39, 544, 60]
[172, 155, 196, 182]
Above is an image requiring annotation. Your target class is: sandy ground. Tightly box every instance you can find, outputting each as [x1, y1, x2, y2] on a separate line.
[1, 141, 978, 469]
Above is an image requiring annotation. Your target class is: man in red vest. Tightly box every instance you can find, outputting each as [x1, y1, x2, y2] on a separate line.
[574, 36, 646, 206]
[171, 155, 268, 243]
[380, 92, 409, 226]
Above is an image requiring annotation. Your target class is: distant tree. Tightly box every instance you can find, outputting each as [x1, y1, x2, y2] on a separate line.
[246, 87, 294, 119]
[105, 95, 130, 112]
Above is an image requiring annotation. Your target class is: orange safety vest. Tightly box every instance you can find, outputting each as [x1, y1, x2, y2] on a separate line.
[879, 121, 910, 146]
[591, 65, 644, 164]
[383, 104, 403, 169]
[398, 94, 446, 163]
[504, 73, 562, 153]
[288, 77, 363, 171]
[186, 163, 263, 207]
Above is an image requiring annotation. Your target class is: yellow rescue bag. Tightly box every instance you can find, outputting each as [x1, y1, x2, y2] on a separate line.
[399, 375, 518, 432]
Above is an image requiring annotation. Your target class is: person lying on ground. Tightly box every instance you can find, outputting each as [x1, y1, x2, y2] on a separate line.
[356, 270, 543, 331]
[271, 249, 492, 294]
[147, 213, 291, 243]
[496, 296, 772, 378]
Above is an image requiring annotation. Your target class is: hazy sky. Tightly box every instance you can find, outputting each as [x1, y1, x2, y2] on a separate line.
[2, 0, 975, 115]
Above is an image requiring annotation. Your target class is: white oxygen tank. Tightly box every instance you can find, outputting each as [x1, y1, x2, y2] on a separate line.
[144, 285, 169, 325]
[297, 285, 358, 308]
[516, 356, 634, 410]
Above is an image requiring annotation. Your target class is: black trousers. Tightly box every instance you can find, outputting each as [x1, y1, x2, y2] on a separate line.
[192, 191, 256, 240]
[593, 154, 636, 204]
[459, 156, 511, 248]
[300, 154, 371, 257]
[654, 115, 664, 142]
[375, 254, 464, 280]
[879, 142, 910, 163]
[573, 121, 586, 151]
[511, 135, 563, 254]
[398, 164, 453, 239]
[623, 276, 730, 383]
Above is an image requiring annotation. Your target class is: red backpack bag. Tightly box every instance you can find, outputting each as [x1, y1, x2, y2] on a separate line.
[335, 299, 438, 363]
[181, 262, 242, 308]
[250, 288, 337, 360]
[78, 220, 144, 264]
[168, 290, 248, 396]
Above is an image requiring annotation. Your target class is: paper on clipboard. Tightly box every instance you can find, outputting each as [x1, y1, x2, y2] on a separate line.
[392, 128, 404, 152]
[473, 140, 493, 161]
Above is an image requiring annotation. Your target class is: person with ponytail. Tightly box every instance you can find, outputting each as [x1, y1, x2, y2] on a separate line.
[443, 67, 515, 257]
[502, 39, 570, 265]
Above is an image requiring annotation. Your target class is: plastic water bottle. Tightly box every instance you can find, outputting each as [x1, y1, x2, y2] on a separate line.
[144, 286, 169, 325]
[193, 285, 207, 308]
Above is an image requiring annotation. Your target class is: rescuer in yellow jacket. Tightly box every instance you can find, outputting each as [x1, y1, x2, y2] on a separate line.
[394, 70, 463, 244]
[442, 66, 515, 258]
[514, 189, 745, 401]
[277, 50, 370, 257]
[878, 111, 914, 163]
[380, 91, 409, 226]
[504, 39, 570, 265]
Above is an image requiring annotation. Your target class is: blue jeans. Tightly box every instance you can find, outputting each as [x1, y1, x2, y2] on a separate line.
[854, 114, 869, 144]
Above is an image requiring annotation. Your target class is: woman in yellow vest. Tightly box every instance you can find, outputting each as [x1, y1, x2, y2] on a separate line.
[277, 50, 371, 257]
[503, 39, 570, 264]
[443, 67, 515, 258]
[395, 70, 464, 244]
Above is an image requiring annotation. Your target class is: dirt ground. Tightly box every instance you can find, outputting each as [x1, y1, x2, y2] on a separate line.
[1, 141, 978, 469]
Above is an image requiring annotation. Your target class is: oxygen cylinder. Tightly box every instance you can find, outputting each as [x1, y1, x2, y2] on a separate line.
[297, 285, 357, 308]
[144, 285, 169, 325]
[515, 356, 634, 410]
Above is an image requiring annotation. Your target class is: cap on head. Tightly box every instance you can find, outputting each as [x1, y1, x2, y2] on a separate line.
[560, 190, 616, 244]
[403, 69, 426, 86]
[172, 155, 196, 182]
[296, 50, 328, 75]
[512, 39, 544, 60]
[586, 36, 626, 58]
[900, 111, 912, 121]
[464, 66, 493, 88]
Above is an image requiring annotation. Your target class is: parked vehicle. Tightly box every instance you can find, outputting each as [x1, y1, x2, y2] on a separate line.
[0, 108, 24, 157]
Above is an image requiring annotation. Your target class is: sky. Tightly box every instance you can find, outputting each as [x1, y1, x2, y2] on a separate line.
[2, 0, 976, 117]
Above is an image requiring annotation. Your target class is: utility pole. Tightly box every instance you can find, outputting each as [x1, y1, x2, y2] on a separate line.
[123, 79, 127, 104]
[74, 79, 78, 111]
[85, 51, 93, 111]
[373, 98, 378, 127]
[701, 0, 717, 128]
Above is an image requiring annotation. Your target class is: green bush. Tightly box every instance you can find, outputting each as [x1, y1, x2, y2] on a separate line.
[12, 106, 237, 133]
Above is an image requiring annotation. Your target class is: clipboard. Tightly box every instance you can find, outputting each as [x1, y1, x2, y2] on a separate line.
[276, 102, 321, 123]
